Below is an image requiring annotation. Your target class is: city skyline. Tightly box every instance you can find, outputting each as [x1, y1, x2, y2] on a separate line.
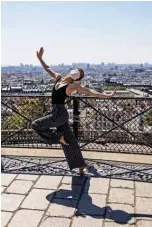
[1, 1, 152, 66]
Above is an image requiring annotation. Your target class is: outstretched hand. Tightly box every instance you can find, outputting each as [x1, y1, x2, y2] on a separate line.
[36, 47, 44, 59]
[109, 88, 116, 97]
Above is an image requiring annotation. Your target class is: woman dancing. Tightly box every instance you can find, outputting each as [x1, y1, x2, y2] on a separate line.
[31, 47, 116, 175]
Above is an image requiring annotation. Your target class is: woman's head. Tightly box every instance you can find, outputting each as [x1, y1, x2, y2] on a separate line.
[68, 68, 84, 82]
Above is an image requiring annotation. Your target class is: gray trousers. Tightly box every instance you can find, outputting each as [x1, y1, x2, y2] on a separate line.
[31, 104, 86, 170]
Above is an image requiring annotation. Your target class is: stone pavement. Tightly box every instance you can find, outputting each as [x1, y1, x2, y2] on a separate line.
[1, 173, 152, 227]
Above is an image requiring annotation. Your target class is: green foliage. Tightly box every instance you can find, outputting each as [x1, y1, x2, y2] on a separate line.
[4, 97, 50, 130]
[87, 113, 96, 119]
[102, 86, 127, 91]
[144, 109, 152, 126]
[3, 114, 24, 130]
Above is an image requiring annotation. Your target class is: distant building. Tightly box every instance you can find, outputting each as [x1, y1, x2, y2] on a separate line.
[67, 109, 73, 124]
[20, 63, 24, 67]
[22, 89, 42, 93]
[78, 99, 142, 140]
[103, 78, 123, 86]
[10, 87, 22, 93]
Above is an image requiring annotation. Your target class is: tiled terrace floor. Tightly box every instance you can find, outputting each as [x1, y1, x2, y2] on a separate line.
[1, 148, 152, 227]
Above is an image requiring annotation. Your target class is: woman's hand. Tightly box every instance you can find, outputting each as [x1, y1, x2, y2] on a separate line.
[36, 47, 44, 59]
[109, 88, 116, 97]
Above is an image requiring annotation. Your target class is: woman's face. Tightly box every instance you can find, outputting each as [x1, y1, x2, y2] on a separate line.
[70, 68, 84, 82]
[69, 69, 81, 80]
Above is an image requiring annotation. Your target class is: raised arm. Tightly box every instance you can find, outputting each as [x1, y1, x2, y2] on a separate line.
[68, 83, 116, 98]
[36, 47, 61, 80]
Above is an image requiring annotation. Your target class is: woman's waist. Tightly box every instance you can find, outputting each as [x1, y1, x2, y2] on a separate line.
[52, 104, 66, 109]
[51, 104, 67, 113]
[51, 104, 69, 119]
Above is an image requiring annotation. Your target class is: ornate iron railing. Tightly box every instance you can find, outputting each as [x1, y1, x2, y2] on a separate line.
[1, 95, 152, 154]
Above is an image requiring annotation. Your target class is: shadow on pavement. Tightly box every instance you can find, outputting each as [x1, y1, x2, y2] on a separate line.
[46, 175, 152, 224]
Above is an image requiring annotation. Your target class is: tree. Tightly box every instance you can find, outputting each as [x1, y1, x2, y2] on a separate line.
[3, 97, 50, 130]
[144, 109, 152, 126]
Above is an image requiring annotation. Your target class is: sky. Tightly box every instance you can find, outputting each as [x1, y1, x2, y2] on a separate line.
[1, 1, 152, 65]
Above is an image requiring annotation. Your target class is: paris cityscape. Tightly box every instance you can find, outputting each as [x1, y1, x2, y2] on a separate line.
[1, 62, 152, 135]
[1, 62, 152, 96]
[1, 2, 152, 227]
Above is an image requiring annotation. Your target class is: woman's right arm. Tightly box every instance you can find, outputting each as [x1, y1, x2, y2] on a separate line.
[68, 83, 116, 98]
[36, 47, 61, 80]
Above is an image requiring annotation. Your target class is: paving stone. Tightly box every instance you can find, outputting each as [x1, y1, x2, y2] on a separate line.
[136, 220, 152, 227]
[1, 186, 6, 193]
[62, 176, 86, 185]
[136, 197, 152, 219]
[108, 188, 134, 205]
[1, 174, 17, 186]
[105, 203, 135, 224]
[72, 215, 103, 227]
[136, 182, 152, 198]
[8, 209, 43, 227]
[46, 198, 77, 217]
[1, 211, 13, 227]
[111, 179, 134, 189]
[78, 193, 106, 215]
[6, 180, 33, 194]
[84, 178, 109, 194]
[40, 217, 71, 227]
[16, 174, 39, 181]
[1, 194, 25, 211]
[34, 176, 62, 189]
[104, 222, 134, 227]
[21, 188, 54, 210]
[55, 184, 82, 199]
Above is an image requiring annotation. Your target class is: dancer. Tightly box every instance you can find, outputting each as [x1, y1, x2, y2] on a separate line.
[31, 47, 116, 175]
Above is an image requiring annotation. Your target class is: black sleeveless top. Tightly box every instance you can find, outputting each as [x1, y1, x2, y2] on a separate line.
[52, 79, 69, 104]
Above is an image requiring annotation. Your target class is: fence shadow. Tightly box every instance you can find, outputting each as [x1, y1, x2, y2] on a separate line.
[2, 156, 152, 183]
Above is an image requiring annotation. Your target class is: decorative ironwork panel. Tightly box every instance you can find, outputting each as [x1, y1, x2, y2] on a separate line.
[1, 95, 73, 149]
[77, 97, 152, 153]
[1, 95, 152, 154]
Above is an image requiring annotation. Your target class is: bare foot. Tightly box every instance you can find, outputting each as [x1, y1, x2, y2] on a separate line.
[79, 166, 88, 175]
[59, 136, 69, 145]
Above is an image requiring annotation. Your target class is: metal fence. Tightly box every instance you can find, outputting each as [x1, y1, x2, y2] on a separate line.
[1, 94, 152, 154]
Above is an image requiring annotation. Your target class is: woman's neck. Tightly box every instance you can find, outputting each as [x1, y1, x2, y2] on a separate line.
[61, 76, 73, 84]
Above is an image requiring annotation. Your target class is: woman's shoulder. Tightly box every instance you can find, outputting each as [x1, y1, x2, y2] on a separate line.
[54, 76, 62, 85]
[66, 83, 80, 94]
[56, 75, 62, 82]
[68, 82, 80, 88]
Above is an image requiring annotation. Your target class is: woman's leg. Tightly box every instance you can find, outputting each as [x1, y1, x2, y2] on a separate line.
[31, 113, 67, 144]
[57, 122, 87, 171]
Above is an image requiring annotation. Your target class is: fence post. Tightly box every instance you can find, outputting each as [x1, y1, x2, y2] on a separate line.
[1, 160, 4, 171]
[73, 97, 80, 140]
